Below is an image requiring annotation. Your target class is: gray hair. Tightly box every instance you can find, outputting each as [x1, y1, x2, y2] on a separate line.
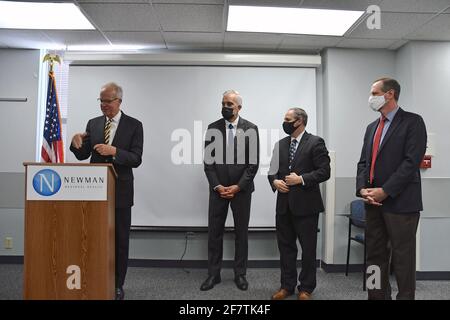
[102, 82, 123, 100]
[223, 89, 242, 107]
[289, 107, 308, 126]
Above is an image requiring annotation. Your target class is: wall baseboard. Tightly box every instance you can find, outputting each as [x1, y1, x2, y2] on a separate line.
[0, 256, 23, 264]
[2, 256, 449, 280]
[320, 261, 450, 280]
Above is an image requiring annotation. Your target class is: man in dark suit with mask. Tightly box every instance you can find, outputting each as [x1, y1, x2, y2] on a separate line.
[201, 90, 259, 292]
[268, 107, 330, 300]
[70, 82, 143, 300]
[357, 78, 427, 300]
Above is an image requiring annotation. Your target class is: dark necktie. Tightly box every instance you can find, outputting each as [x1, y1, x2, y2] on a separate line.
[104, 118, 113, 145]
[289, 139, 298, 165]
[369, 116, 387, 184]
[228, 123, 234, 148]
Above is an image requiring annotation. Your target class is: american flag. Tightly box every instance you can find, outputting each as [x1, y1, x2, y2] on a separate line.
[41, 71, 64, 163]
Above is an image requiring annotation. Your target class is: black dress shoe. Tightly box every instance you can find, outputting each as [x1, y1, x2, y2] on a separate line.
[200, 275, 221, 291]
[115, 287, 125, 300]
[234, 275, 248, 291]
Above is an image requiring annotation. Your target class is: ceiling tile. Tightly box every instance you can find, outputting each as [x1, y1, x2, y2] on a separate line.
[224, 32, 282, 49]
[379, 0, 450, 13]
[43, 30, 109, 46]
[154, 4, 223, 32]
[347, 12, 435, 39]
[78, 0, 148, 3]
[337, 37, 399, 49]
[301, 0, 382, 11]
[105, 31, 166, 47]
[153, 0, 224, 4]
[406, 14, 450, 41]
[0, 30, 59, 49]
[80, 3, 160, 31]
[164, 31, 223, 49]
[228, 0, 301, 6]
[278, 34, 341, 50]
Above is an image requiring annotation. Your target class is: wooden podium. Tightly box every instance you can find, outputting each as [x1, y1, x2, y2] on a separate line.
[23, 163, 116, 300]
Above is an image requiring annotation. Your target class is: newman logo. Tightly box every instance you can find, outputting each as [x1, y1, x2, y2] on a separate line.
[32, 169, 62, 196]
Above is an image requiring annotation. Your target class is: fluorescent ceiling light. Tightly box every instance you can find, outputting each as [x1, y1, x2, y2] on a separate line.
[0, 1, 94, 30]
[67, 44, 149, 51]
[227, 6, 364, 36]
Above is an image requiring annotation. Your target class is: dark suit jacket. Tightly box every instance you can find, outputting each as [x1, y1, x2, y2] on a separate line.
[70, 111, 143, 208]
[356, 108, 427, 213]
[268, 132, 330, 216]
[204, 117, 259, 193]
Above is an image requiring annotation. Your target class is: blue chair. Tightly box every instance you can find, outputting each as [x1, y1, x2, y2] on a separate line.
[345, 199, 367, 291]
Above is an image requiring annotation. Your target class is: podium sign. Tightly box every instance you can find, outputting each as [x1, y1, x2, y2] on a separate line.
[26, 165, 107, 201]
[23, 163, 115, 300]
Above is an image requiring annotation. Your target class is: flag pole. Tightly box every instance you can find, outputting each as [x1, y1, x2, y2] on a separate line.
[41, 53, 64, 163]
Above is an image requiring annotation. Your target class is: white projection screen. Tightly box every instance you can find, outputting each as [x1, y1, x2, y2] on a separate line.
[67, 65, 316, 227]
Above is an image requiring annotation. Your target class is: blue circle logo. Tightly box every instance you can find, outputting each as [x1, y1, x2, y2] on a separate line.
[32, 169, 62, 196]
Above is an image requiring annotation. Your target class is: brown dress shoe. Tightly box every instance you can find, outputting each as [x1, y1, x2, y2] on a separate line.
[297, 291, 312, 300]
[271, 288, 293, 300]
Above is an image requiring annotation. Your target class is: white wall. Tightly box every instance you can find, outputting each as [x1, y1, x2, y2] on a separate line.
[0, 49, 40, 256]
[396, 42, 450, 178]
[323, 48, 396, 177]
[0, 49, 40, 172]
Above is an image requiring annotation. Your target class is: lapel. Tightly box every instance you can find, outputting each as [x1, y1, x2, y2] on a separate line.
[218, 118, 226, 146]
[378, 108, 404, 154]
[366, 119, 378, 162]
[291, 131, 310, 166]
[280, 136, 291, 167]
[235, 117, 245, 144]
[112, 111, 126, 146]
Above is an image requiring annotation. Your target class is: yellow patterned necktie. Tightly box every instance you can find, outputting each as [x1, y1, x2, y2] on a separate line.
[104, 118, 113, 145]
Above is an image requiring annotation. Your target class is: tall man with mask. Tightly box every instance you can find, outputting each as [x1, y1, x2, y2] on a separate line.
[201, 90, 259, 292]
[357, 78, 427, 300]
[268, 107, 330, 300]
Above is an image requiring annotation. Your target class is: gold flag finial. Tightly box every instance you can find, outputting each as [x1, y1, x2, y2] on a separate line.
[43, 53, 61, 72]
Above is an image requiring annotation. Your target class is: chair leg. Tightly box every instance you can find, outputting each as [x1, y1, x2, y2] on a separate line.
[363, 238, 367, 291]
[345, 219, 351, 276]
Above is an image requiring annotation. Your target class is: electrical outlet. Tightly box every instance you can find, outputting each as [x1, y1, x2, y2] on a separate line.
[4, 237, 13, 249]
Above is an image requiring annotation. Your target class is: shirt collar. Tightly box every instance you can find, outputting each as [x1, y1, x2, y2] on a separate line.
[107, 110, 122, 123]
[291, 129, 306, 144]
[225, 116, 239, 127]
[384, 106, 399, 122]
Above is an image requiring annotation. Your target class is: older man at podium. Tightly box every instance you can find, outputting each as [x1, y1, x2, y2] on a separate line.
[70, 82, 144, 300]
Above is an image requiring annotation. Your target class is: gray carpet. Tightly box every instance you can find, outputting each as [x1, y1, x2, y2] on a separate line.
[1, 264, 449, 300]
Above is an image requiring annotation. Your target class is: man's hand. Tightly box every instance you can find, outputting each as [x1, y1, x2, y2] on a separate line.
[360, 188, 387, 206]
[273, 179, 290, 193]
[71, 132, 88, 149]
[366, 188, 388, 203]
[93, 144, 117, 157]
[285, 173, 303, 186]
[219, 185, 240, 199]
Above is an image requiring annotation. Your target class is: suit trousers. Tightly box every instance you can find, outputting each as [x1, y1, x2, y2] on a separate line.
[276, 211, 319, 294]
[207, 190, 252, 277]
[365, 205, 419, 300]
[115, 207, 132, 288]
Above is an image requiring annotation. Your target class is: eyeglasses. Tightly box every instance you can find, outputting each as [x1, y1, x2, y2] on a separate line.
[97, 97, 119, 104]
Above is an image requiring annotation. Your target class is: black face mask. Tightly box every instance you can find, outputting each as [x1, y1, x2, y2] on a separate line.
[221, 107, 234, 120]
[283, 120, 298, 135]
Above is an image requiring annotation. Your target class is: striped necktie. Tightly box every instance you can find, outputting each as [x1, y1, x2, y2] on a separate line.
[104, 118, 113, 145]
[289, 139, 298, 165]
